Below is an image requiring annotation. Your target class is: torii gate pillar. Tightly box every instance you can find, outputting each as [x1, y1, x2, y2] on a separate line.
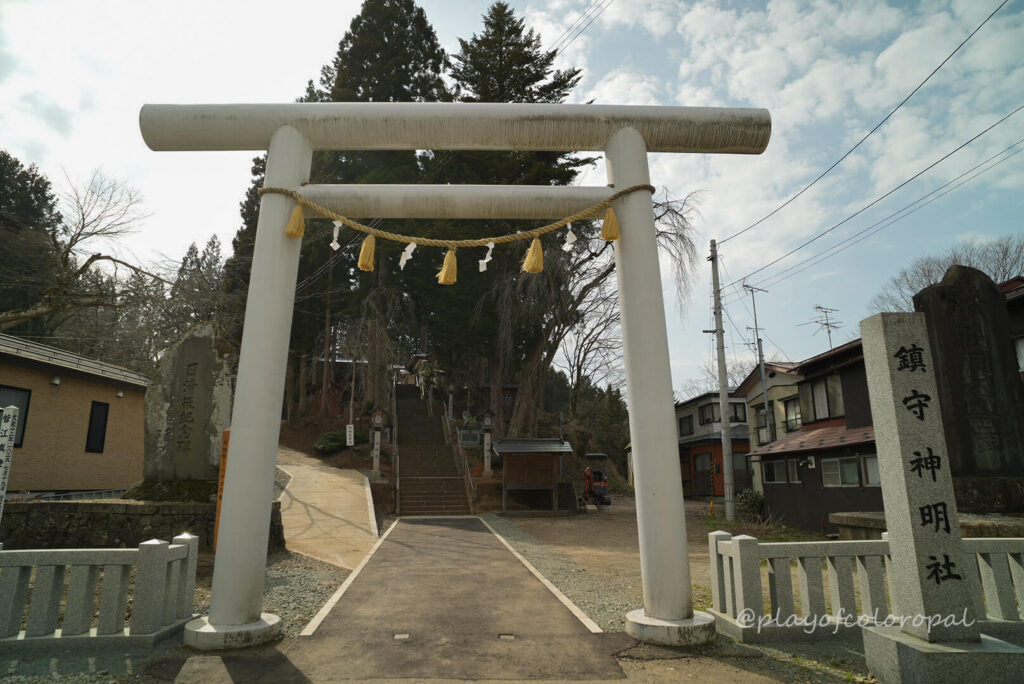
[607, 128, 713, 643]
[185, 126, 312, 648]
[140, 102, 769, 650]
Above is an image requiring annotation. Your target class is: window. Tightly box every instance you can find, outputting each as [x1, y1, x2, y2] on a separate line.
[784, 397, 801, 432]
[812, 379, 829, 421]
[753, 401, 775, 444]
[762, 459, 787, 483]
[698, 403, 720, 425]
[695, 452, 712, 471]
[85, 401, 109, 453]
[822, 456, 861, 487]
[0, 385, 31, 447]
[678, 414, 693, 436]
[730, 402, 746, 423]
[788, 458, 801, 483]
[863, 455, 880, 486]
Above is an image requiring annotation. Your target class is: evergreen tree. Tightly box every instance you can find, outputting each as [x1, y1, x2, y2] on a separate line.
[417, 1, 592, 434]
[449, 1, 579, 105]
[0, 150, 62, 335]
[222, 0, 449, 411]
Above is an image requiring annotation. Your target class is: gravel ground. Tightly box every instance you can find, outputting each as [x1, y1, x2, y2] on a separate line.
[480, 512, 642, 633]
[376, 513, 397, 537]
[191, 550, 346, 639]
[273, 466, 292, 501]
[482, 508, 874, 683]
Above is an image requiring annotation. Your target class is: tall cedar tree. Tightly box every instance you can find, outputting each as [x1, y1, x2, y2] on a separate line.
[222, 0, 448, 408]
[414, 2, 591, 433]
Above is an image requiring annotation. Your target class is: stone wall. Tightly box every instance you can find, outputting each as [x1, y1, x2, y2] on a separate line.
[369, 480, 394, 515]
[0, 500, 284, 552]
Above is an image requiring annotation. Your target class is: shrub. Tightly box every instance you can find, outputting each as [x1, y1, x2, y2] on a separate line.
[314, 430, 365, 454]
[735, 488, 765, 521]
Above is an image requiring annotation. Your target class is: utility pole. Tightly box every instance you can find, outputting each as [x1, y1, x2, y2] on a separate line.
[708, 240, 734, 521]
[744, 284, 771, 443]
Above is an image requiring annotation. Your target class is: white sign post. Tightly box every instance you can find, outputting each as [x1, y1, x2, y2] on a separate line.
[346, 424, 354, 447]
[0, 405, 19, 551]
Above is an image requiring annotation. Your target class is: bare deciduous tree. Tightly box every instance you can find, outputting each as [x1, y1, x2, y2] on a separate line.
[0, 170, 161, 332]
[870, 234, 1024, 313]
[676, 356, 757, 402]
[485, 189, 699, 436]
[554, 279, 623, 419]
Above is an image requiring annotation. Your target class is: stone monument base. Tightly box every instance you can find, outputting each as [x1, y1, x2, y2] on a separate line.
[184, 613, 281, 650]
[864, 625, 1024, 684]
[625, 608, 715, 646]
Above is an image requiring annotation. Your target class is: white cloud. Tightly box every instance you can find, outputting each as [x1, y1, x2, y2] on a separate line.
[586, 68, 664, 105]
[17, 92, 73, 136]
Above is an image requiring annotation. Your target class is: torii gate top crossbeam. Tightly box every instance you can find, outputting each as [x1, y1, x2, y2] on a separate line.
[140, 102, 770, 154]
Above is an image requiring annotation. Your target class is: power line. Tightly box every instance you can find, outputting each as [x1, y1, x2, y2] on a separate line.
[724, 102, 1024, 292]
[762, 331, 791, 362]
[546, 0, 605, 51]
[551, 0, 614, 55]
[747, 139, 1024, 292]
[717, 0, 1011, 245]
[720, 254, 756, 323]
[733, 142, 1024, 296]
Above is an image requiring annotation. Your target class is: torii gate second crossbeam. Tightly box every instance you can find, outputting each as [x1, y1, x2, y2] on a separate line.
[139, 102, 771, 649]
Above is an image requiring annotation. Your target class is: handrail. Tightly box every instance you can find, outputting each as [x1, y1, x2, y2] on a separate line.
[443, 401, 476, 513]
[393, 378, 400, 516]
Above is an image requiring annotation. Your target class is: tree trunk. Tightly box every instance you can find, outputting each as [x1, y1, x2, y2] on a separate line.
[489, 351, 504, 436]
[297, 355, 308, 416]
[509, 341, 545, 437]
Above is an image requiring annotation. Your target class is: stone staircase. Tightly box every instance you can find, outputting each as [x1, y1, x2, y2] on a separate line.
[396, 385, 472, 516]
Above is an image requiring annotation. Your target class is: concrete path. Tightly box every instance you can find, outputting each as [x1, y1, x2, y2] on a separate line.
[177, 518, 631, 682]
[276, 447, 378, 571]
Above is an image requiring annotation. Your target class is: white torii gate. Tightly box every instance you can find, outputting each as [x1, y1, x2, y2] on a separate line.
[139, 102, 770, 649]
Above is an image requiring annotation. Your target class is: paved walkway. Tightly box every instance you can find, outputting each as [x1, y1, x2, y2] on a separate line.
[177, 518, 631, 682]
[276, 447, 378, 571]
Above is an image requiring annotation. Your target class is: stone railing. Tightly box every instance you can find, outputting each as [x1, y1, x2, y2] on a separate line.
[0, 533, 198, 653]
[709, 531, 1024, 644]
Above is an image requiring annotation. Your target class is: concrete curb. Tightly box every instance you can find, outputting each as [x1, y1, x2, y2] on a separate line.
[363, 473, 379, 538]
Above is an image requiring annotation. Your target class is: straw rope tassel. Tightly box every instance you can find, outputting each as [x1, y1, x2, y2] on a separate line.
[438, 248, 457, 285]
[601, 207, 620, 242]
[522, 237, 544, 273]
[284, 205, 306, 238]
[357, 235, 376, 271]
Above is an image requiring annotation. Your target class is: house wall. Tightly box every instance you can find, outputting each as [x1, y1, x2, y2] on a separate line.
[675, 398, 747, 440]
[746, 383, 800, 447]
[761, 451, 883, 533]
[840, 364, 872, 428]
[2, 358, 145, 491]
[680, 440, 751, 497]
